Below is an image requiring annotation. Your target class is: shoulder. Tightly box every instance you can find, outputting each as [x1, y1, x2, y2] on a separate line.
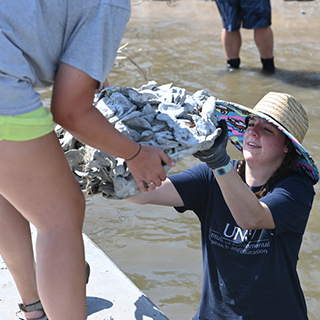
[168, 163, 216, 215]
[264, 170, 315, 207]
[272, 170, 315, 196]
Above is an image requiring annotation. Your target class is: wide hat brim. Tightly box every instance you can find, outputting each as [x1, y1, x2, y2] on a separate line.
[214, 99, 319, 185]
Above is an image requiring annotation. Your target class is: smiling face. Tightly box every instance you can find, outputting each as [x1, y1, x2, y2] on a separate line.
[243, 117, 289, 172]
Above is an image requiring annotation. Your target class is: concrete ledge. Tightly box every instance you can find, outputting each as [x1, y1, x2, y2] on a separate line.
[0, 225, 169, 320]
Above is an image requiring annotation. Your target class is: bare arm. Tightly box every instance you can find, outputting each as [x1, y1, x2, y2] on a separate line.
[215, 168, 275, 230]
[51, 63, 175, 192]
[127, 160, 274, 229]
[127, 178, 184, 207]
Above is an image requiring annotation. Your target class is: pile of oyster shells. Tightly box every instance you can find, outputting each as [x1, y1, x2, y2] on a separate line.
[55, 81, 220, 199]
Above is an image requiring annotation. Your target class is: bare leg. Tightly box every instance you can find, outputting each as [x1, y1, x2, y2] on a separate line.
[0, 197, 44, 319]
[221, 28, 242, 60]
[0, 131, 86, 320]
[254, 26, 274, 59]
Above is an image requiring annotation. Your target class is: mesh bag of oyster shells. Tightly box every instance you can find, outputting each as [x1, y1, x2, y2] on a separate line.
[55, 81, 221, 199]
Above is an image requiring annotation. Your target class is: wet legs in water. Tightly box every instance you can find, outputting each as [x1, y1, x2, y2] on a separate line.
[222, 26, 275, 72]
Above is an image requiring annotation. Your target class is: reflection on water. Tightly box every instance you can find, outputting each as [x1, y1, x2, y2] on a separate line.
[40, 0, 320, 319]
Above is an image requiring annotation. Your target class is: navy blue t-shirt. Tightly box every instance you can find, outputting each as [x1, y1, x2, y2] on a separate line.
[169, 161, 315, 320]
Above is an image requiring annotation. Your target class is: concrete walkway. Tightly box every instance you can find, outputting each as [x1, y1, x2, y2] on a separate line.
[0, 226, 169, 320]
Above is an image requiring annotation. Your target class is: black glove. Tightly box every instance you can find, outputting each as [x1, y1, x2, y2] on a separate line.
[193, 119, 230, 170]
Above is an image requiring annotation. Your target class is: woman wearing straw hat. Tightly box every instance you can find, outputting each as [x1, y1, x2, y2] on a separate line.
[127, 92, 319, 319]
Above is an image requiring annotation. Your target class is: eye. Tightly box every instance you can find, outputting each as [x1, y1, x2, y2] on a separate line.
[264, 127, 273, 133]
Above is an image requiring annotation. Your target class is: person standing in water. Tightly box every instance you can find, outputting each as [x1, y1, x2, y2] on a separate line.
[127, 92, 318, 319]
[215, 0, 275, 72]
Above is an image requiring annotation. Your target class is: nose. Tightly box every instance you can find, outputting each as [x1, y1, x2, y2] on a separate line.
[248, 125, 260, 137]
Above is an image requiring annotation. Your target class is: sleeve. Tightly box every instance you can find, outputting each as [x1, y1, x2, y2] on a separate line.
[61, 3, 130, 89]
[260, 173, 315, 235]
[168, 163, 216, 217]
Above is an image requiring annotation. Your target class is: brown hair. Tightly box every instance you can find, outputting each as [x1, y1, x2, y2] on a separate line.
[237, 137, 296, 199]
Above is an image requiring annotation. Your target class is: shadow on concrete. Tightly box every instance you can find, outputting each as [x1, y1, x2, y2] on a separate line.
[134, 295, 169, 320]
[86, 296, 113, 316]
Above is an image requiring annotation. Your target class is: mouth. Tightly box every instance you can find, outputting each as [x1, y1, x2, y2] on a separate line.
[247, 142, 261, 148]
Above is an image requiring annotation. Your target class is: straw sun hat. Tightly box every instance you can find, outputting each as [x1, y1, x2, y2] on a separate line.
[214, 92, 319, 184]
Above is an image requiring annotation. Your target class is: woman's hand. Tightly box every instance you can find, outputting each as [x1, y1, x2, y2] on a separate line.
[193, 120, 230, 170]
[126, 145, 175, 192]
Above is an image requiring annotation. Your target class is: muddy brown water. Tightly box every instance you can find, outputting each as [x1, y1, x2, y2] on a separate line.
[39, 0, 320, 319]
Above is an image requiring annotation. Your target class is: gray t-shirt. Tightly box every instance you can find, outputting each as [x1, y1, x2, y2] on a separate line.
[0, 0, 131, 115]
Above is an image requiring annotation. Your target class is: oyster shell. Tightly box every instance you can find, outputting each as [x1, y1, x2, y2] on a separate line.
[56, 82, 220, 199]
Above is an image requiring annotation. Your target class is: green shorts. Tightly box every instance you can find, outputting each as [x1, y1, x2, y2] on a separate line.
[0, 106, 54, 141]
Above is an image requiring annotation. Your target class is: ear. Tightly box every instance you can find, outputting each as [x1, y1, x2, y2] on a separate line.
[284, 146, 289, 153]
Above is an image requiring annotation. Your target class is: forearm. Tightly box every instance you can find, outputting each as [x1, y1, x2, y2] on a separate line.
[215, 167, 275, 230]
[126, 178, 184, 207]
[58, 105, 139, 160]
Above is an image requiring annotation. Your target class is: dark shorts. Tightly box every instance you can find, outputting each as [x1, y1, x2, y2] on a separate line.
[215, 0, 271, 32]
